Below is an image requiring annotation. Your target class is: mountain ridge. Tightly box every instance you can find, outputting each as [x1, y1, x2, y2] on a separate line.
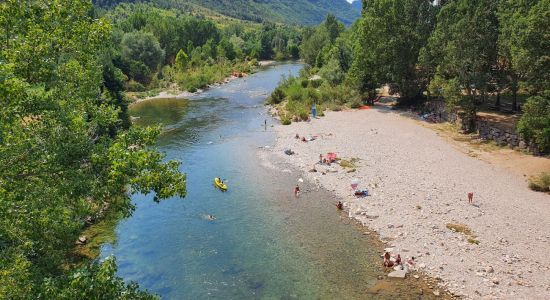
[93, 0, 361, 25]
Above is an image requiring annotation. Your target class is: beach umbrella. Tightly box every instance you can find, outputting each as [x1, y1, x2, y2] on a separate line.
[351, 178, 360, 190]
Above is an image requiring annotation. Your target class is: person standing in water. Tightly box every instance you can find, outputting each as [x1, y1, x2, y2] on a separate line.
[264, 119, 267, 131]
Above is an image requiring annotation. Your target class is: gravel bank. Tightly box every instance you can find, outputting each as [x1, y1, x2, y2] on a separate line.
[263, 107, 550, 299]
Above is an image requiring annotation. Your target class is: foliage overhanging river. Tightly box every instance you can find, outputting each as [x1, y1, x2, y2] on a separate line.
[100, 63, 436, 299]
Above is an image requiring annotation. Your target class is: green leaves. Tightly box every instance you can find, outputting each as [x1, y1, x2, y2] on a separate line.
[350, 0, 437, 102]
[41, 257, 159, 300]
[517, 95, 550, 152]
[1, 1, 186, 298]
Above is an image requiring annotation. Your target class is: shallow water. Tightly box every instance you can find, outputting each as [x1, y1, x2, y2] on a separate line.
[101, 63, 437, 299]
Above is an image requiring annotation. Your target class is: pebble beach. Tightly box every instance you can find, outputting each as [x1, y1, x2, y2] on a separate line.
[263, 107, 550, 299]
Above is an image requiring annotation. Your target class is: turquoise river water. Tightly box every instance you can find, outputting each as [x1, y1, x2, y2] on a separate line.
[100, 63, 435, 299]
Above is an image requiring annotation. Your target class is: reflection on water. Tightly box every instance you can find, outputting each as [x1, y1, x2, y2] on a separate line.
[102, 63, 438, 299]
[131, 98, 190, 126]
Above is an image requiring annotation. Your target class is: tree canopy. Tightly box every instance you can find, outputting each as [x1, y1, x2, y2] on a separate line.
[0, 0, 186, 298]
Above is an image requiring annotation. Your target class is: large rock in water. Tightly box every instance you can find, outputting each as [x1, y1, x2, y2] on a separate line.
[388, 270, 407, 279]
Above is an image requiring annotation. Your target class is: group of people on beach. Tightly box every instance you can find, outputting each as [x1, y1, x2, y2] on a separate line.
[383, 251, 416, 269]
[319, 153, 336, 166]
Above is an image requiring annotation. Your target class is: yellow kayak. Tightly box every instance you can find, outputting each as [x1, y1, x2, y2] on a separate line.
[214, 177, 227, 190]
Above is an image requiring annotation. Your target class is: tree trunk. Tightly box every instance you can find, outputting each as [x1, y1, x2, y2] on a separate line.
[511, 74, 518, 111]
[512, 87, 518, 111]
[466, 88, 477, 133]
[495, 90, 501, 109]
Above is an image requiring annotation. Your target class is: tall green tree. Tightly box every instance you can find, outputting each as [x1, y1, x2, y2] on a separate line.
[0, 1, 185, 298]
[121, 31, 165, 72]
[504, 0, 550, 95]
[425, 0, 499, 131]
[350, 0, 437, 102]
[496, 0, 540, 110]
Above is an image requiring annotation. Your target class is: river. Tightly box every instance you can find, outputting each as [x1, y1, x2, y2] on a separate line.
[100, 63, 434, 299]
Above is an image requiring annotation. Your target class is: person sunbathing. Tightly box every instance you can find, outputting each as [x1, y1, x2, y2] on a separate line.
[383, 252, 394, 267]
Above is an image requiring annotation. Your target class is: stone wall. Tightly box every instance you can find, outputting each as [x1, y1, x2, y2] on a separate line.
[422, 100, 457, 122]
[475, 118, 541, 155]
[420, 101, 541, 154]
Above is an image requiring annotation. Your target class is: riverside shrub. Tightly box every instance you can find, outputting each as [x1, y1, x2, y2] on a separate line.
[517, 95, 550, 153]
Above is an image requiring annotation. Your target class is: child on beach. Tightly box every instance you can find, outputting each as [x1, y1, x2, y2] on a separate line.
[294, 185, 300, 197]
[468, 192, 473, 204]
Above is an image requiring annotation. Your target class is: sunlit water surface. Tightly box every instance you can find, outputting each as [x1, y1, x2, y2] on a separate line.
[101, 63, 433, 299]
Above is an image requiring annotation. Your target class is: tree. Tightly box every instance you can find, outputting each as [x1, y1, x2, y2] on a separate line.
[324, 14, 344, 43]
[0, 1, 185, 298]
[496, 0, 540, 110]
[41, 257, 158, 299]
[517, 95, 550, 153]
[300, 26, 330, 66]
[217, 38, 236, 61]
[425, 0, 499, 131]
[505, 0, 550, 95]
[121, 31, 165, 72]
[175, 49, 189, 71]
[259, 24, 275, 59]
[351, 0, 437, 102]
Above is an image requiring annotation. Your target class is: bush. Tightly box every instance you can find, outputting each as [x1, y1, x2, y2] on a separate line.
[287, 82, 305, 102]
[528, 172, 550, 192]
[327, 102, 343, 111]
[517, 95, 550, 153]
[349, 97, 362, 108]
[306, 88, 320, 104]
[310, 78, 323, 88]
[125, 80, 146, 92]
[280, 114, 292, 125]
[298, 109, 309, 121]
[268, 87, 286, 104]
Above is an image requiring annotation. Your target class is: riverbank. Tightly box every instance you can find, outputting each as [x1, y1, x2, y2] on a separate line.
[107, 63, 453, 298]
[265, 106, 550, 299]
[127, 60, 279, 105]
[126, 75, 238, 105]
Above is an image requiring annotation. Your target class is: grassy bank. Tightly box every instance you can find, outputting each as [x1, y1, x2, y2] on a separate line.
[127, 59, 258, 100]
[267, 70, 362, 124]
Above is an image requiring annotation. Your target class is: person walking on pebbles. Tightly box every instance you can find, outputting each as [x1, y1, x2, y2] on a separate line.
[467, 192, 473, 204]
[294, 185, 300, 197]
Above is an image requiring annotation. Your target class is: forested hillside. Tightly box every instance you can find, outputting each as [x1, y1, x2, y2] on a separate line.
[100, 3, 302, 95]
[94, 0, 360, 25]
[269, 0, 550, 153]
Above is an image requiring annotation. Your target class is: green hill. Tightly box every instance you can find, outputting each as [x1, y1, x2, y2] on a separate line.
[93, 0, 360, 25]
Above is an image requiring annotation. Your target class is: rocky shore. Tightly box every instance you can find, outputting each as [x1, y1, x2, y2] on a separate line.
[264, 107, 550, 299]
